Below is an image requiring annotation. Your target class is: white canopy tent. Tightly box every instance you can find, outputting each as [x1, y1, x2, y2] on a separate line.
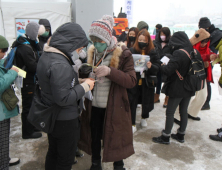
[1, 0, 71, 45]
[0, 0, 5, 36]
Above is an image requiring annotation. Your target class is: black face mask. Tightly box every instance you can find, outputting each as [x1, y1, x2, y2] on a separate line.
[129, 36, 136, 41]
[138, 42, 148, 49]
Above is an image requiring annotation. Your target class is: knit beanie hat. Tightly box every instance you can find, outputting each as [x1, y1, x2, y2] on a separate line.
[0, 35, 9, 49]
[89, 15, 114, 46]
[137, 21, 149, 31]
[26, 21, 45, 40]
[190, 28, 210, 45]
[199, 17, 211, 29]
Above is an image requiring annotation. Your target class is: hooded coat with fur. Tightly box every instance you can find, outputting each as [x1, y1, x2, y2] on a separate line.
[78, 43, 137, 162]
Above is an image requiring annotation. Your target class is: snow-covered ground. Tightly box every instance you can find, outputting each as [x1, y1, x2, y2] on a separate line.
[9, 64, 222, 170]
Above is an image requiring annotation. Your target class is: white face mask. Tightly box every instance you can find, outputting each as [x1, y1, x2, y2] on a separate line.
[160, 36, 166, 41]
[125, 31, 128, 34]
[78, 50, 86, 59]
[71, 50, 79, 62]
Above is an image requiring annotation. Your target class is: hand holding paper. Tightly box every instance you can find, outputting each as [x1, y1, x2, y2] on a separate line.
[160, 56, 170, 65]
[10, 66, 19, 73]
[12, 65, 26, 78]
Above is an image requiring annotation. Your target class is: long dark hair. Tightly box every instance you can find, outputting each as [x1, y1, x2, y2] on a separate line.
[157, 27, 171, 43]
[133, 29, 154, 55]
[127, 27, 139, 48]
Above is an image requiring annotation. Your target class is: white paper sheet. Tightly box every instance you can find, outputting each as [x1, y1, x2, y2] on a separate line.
[132, 54, 150, 72]
[161, 56, 170, 65]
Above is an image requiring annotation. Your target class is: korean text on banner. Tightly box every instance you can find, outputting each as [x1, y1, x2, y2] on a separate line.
[125, 0, 133, 24]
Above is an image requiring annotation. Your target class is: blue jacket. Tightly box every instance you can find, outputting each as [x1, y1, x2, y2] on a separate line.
[0, 59, 19, 121]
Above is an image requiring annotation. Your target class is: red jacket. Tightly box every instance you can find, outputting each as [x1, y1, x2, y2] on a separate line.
[193, 41, 214, 83]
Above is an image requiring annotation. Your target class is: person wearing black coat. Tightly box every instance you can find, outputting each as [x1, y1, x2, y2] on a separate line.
[38, 19, 52, 55]
[126, 27, 139, 48]
[118, 27, 129, 42]
[37, 22, 95, 170]
[198, 17, 222, 110]
[127, 29, 160, 133]
[12, 22, 45, 139]
[152, 32, 196, 144]
[153, 27, 171, 106]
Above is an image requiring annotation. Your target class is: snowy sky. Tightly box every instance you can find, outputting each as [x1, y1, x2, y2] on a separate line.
[1, 0, 221, 28]
[114, 0, 222, 27]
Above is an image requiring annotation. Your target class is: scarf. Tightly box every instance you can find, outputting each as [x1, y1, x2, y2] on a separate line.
[193, 41, 213, 83]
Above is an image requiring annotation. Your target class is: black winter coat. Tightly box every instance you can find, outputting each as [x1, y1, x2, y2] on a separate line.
[153, 39, 171, 59]
[208, 24, 222, 53]
[161, 32, 195, 98]
[37, 22, 88, 120]
[153, 39, 171, 82]
[128, 48, 160, 113]
[12, 36, 40, 84]
[118, 32, 127, 42]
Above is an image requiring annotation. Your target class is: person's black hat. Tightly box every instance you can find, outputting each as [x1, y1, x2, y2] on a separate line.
[199, 17, 211, 29]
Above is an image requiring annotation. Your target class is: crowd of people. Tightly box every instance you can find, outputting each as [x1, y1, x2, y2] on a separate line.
[0, 15, 222, 170]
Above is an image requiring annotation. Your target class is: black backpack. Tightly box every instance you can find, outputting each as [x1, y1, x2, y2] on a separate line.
[176, 49, 206, 92]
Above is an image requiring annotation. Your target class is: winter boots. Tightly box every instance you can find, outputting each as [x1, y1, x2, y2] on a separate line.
[217, 128, 222, 133]
[90, 160, 102, 170]
[171, 133, 185, 143]
[188, 114, 201, 121]
[154, 93, 160, 103]
[209, 127, 222, 142]
[114, 166, 126, 170]
[153, 130, 186, 144]
[209, 134, 222, 142]
[152, 132, 170, 145]
[163, 96, 169, 108]
[9, 158, 20, 167]
[201, 102, 210, 110]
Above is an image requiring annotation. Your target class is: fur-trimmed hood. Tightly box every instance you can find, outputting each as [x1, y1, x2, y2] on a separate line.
[87, 42, 126, 69]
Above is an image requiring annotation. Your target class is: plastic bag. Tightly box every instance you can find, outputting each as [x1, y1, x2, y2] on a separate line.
[14, 76, 23, 91]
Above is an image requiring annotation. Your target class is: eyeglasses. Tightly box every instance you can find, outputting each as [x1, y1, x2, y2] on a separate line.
[201, 39, 209, 44]
[1, 48, 8, 53]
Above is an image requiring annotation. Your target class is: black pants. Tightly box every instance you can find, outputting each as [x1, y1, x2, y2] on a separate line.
[0, 119, 10, 170]
[45, 118, 80, 170]
[163, 97, 191, 135]
[129, 80, 153, 125]
[21, 83, 35, 136]
[205, 67, 212, 105]
[91, 107, 124, 168]
[206, 81, 211, 104]
[155, 71, 162, 95]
